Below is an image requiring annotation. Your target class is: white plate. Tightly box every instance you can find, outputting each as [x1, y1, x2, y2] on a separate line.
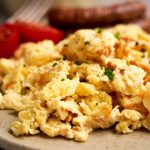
[0, 110, 150, 150]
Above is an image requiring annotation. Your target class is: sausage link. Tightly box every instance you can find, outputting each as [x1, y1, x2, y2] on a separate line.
[49, 1, 146, 28]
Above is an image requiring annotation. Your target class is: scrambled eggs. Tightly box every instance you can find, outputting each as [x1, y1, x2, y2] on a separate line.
[1, 24, 150, 141]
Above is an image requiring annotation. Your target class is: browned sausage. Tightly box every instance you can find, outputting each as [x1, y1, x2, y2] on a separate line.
[49, 1, 146, 28]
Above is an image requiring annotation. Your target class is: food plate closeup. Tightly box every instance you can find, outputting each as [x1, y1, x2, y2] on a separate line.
[0, 0, 150, 150]
[1, 109, 150, 150]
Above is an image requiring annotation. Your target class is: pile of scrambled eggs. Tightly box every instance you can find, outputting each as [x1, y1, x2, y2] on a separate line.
[1, 24, 150, 142]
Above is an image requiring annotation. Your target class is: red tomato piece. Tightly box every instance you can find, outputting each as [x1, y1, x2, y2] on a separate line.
[14, 21, 64, 43]
[0, 24, 19, 58]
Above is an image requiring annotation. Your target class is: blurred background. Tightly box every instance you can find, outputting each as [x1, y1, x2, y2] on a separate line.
[0, 0, 149, 23]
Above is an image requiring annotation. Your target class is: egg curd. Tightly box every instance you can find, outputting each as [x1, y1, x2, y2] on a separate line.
[1, 24, 150, 141]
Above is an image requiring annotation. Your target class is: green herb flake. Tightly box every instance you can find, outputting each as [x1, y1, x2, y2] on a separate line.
[114, 32, 121, 39]
[84, 41, 90, 45]
[140, 48, 146, 53]
[96, 102, 98, 106]
[61, 78, 65, 81]
[52, 62, 57, 67]
[97, 28, 103, 33]
[20, 90, 25, 96]
[104, 68, 114, 81]
[75, 60, 81, 65]
[63, 55, 67, 60]
[141, 54, 145, 58]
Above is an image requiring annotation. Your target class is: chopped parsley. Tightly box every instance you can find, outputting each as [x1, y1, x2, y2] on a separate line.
[140, 48, 146, 53]
[141, 54, 145, 58]
[20, 90, 25, 95]
[114, 32, 121, 39]
[75, 60, 81, 65]
[61, 78, 65, 81]
[63, 55, 67, 60]
[104, 68, 114, 81]
[96, 102, 98, 106]
[84, 41, 90, 45]
[97, 28, 103, 33]
[52, 62, 57, 67]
